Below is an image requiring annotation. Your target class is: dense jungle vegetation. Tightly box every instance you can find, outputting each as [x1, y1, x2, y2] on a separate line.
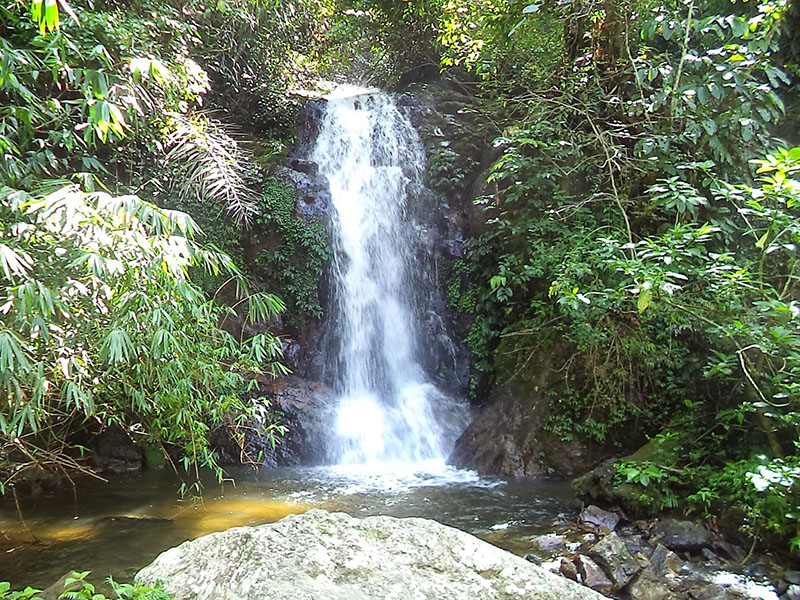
[1, 0, 800, 557]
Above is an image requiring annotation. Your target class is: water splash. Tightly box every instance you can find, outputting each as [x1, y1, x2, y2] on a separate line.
[311, 87, 468, 466]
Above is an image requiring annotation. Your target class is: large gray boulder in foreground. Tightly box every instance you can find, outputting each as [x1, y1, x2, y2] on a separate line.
[137, 509, 605, 600]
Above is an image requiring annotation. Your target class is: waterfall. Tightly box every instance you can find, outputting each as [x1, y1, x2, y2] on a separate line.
[311, 86, 467, 467]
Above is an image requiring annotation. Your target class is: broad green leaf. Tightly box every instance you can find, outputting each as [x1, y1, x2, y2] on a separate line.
[638, 288, 652, 313]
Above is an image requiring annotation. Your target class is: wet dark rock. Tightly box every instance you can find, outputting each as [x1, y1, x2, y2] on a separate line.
[291, 98, 326, 157]
[628, 544, 686, 600]
[588, 532, 641, 589]
[400, 83, 490, 395]
[7, 464, 72, 498]
[93, 425, 141, 462]
[714, 541, 746, 562]
[211, 376, 336, 467]
[652, 519, 715, 552]
[524, 514, 782, 600]
[102, 515, 172, 524]
[273, 165, 331, 223]
[257, 377, 337, 466]
[785, 572, 800, 586]
[448, 384, 545, 478]
[280, 338, 305, 372]
[683, 577, 738, 600]
[572, 434, 684, 513]
[449, 382, 605, 478]
[622, 534, 653, 560]
[701, 547, 725, 567]
[649, 544, 686, 577]
[688, 585, 731, 600]
[89, 425, 143, 473]
[580, 505, 619, 531]
[685, 570, 780, 600]
[742, 562, 772, 583]
[575, 554, 615, 595]
[287, 158, 318, 176]
[572, 459, 660, 515]
[629, 570, 687, 600]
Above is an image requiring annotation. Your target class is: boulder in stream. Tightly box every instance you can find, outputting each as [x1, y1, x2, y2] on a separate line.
[575, 555, 615, 595]
[651, 518, 715, 552]
[588, 531, 641, 589]
[137, 509, 606, 600]
[579, 505, 620, 531]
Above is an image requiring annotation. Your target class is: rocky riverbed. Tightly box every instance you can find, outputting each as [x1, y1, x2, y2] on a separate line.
[520, 504, 794, 600]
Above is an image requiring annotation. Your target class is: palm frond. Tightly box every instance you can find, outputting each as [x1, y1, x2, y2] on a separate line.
[165, 114, 258, 224]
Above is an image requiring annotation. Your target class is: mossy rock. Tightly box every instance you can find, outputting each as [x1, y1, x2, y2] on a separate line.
[572, 433, 684, 515]
[629, 433, 682, 465]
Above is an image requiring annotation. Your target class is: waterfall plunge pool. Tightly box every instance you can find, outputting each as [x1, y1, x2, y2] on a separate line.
[0, 88, 575, 590]
[0, 465, 574, 588]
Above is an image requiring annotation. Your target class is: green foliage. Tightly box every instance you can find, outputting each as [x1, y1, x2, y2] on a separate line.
[434, 0, 800, 551]
[427, 147, 478, 198]
[0, 0, 211, 190]
[253, 178, 332, 321]
[1, 0, 347, 486]
[600, 150, 800, 547]
[157, 176, 333, 329]
[616, 460, 668, 488]
[193, 0, 328, 133]
[441, 258, 476, 312]
[612, 449, 800, 546]
[60, 571, 172, 600]
[631, 0, 789, 169]
[317, 0, 442, 85]
[0, 185, 285, 488]
[0, 571, 173, 600]
[439, 0, 793, 423]
[0, 581, 41, 600]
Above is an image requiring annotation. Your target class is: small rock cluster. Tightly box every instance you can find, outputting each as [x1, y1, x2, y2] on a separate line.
[523, 506, 793, 600]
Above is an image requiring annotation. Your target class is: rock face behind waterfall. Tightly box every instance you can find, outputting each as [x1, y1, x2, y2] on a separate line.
[449, 381, 609, 478]
[277, 83, 484, 393]
[137, 510, 605, 600]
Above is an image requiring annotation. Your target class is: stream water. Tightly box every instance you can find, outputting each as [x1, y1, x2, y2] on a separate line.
[0, 88, 571, 589]
[0, 467, 573, 587]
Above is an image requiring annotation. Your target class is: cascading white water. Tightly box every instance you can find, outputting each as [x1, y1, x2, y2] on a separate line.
[312, 86, 467, 467]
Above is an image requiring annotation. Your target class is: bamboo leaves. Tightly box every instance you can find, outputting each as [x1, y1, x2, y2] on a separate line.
[100, 329, 135, 365]
[0, 186, 285, 488]
[0, 244, 32, 281]
[31, 0, 79, 35]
